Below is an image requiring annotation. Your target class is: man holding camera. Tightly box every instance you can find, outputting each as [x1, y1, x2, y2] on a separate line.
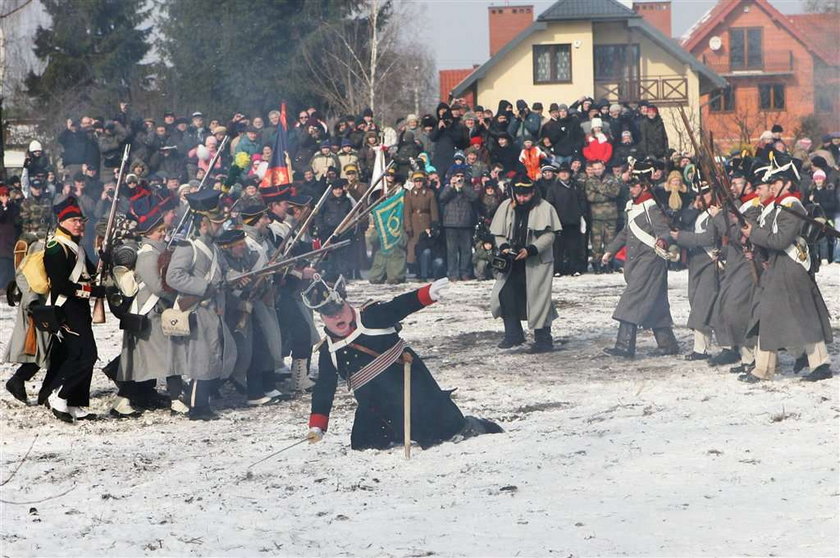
[439, 169, 478, 281]
[489, 176, 562, 353]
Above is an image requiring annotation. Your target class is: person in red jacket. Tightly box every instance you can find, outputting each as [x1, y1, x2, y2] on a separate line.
[583, 118, 613, 163]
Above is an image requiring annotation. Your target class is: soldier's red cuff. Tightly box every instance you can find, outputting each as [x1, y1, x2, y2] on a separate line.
[309, 413, 329, 431]
[417, 284, 434, 306]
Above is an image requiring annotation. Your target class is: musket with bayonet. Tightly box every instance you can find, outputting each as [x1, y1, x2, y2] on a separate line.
[92, 144, 131, 324]
[175, 240, 350, 312]
[677, 106, 758, 282]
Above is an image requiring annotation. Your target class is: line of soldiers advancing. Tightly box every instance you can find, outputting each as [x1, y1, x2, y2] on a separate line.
[4, 179, 329, 422]
[600, 153, 833, 383]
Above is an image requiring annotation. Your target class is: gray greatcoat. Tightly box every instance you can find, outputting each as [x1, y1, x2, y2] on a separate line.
[607, 197, 673, 328]
[710, 202, 762, 347]
[675, 210, 720, 332]
[3, 251, 51, 367]
[242, 225, 284, 368]
[747, 197, 833, 351]
[117, 238, 176, 383]
[166, 234, 237, 380]
[489, 198, 562, 329]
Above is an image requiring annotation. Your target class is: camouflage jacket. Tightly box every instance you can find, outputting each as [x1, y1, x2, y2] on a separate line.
[19, 195, 54, 235]
[583, 175, 621, 220]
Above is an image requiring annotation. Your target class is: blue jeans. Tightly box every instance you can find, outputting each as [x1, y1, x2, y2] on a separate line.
[418, 248, 445, 280]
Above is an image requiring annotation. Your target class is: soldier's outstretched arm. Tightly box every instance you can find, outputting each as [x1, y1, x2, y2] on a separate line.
[362, 283, 441, 329]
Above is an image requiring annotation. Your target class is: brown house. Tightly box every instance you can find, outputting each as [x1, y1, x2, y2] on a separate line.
[681, 0, 840, 150]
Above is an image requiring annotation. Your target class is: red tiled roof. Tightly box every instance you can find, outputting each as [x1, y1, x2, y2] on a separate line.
[788, 13, 840, 66]
[439, 69, 475, 101]
[680, 0, 838, 66]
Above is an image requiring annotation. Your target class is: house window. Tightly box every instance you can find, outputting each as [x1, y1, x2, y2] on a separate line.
[533, 44, 572, 84]
[710, 86, 735, 112]
[729, 28, 763, 70]
[594, 44, 640, 80]
[759, 84, 784, 110]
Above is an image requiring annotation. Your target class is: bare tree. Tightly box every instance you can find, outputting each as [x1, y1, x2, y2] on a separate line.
[803, 0, 840, 12]
[296, 0, 436, 124]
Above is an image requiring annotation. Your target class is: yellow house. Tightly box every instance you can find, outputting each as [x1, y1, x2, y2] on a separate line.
[451, 0, 726, 152]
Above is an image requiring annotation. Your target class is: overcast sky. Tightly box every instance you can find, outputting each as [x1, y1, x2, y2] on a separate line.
[412, 0, 807, 70]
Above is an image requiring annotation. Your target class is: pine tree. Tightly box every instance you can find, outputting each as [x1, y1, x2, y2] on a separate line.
[25, 0, 151, 117]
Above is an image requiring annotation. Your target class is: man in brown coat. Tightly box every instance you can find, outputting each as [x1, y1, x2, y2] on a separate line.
[404, 170, 440, 277]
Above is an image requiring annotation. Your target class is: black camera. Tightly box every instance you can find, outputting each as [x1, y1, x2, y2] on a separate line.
[490, 248, 517, 274]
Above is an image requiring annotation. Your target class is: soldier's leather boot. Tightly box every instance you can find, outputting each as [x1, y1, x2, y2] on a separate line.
[651, 327, 680, 356]
[604, 321, 637, 357]
[498, 318, 526, 349]
[708, 348, 740, 366]
[290, 358, 315, 393]
[528, 327, 554, 353]
[801, 364, 832, 382]
[5, 375, 27, 404]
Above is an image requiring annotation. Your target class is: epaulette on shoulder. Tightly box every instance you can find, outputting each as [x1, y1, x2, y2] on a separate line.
[45, 238, 63, 253]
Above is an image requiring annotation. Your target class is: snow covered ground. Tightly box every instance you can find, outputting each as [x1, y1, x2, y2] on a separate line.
[1, 267, 838, 557]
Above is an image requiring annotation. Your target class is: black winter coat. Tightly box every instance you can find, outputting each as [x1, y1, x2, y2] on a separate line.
[318, 194, 353, 237]
[544, 179, 587, 225]
[638, 115, 669, 159]
[430, 122, 468, 176]
[541, 115, 583, 157]
[58, 130, 93, 166]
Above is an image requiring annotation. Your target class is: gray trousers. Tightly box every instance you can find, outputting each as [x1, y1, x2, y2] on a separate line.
[445, 228, 473, 279]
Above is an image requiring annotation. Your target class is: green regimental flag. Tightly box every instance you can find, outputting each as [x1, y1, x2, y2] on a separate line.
[372, 189, 405, 253]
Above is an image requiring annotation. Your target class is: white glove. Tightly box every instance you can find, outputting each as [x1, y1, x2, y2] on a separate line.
[428, 278, 449, 301]
[306, 427, 324, 443]
[580, 217, 587, 234]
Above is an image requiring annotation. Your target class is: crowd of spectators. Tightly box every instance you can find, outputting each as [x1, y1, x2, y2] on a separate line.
[2, 96, 839, 289]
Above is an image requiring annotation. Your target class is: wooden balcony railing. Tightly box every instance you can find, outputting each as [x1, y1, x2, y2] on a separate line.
[594, 75, 688, 105]
[701, 51, 795, 76]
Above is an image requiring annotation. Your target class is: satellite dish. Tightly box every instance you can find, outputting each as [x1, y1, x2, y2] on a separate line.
[709, 36, 722, 51]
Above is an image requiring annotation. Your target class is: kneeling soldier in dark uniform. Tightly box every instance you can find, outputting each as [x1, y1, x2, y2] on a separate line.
[303, 276, 502, 450]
